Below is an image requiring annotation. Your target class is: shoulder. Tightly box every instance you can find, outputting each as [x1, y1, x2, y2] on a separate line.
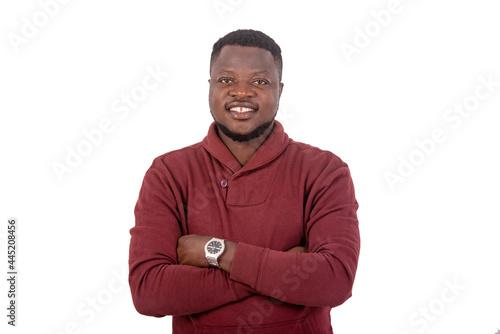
[286, 139, 348, 171]
[151, 141, 205, 170]
[285, 140, 356, 201]
[141, 141, 206, 186]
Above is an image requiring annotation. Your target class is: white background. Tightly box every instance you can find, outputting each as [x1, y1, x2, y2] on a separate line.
[1, 0, 499, 333]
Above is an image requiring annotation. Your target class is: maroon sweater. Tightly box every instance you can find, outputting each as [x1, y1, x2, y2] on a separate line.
[129, 121, 360, 333]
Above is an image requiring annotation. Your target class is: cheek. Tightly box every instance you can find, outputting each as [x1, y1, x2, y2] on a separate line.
[209, 88, 226, 107]
[262, 92, 280, 109]
[208, 86, 214, 103]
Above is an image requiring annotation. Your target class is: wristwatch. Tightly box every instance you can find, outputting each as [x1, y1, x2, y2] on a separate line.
[205, 237, 225, 268]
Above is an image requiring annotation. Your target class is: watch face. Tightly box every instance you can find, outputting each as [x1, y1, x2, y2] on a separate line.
[207, 241, 222, 254]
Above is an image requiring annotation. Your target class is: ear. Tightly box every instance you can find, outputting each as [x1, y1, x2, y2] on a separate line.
[208, 79, 211, 84]
[278, 82, 284, 97]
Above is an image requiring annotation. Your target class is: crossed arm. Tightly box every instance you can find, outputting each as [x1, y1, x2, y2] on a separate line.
[129, 163, 360, 317]
[176, 234, 307, 273]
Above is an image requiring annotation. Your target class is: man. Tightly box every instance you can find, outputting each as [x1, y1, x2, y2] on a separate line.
[129, 29, 360, 333]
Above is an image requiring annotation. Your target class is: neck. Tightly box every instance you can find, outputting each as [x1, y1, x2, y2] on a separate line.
[218, 123, 274, 166]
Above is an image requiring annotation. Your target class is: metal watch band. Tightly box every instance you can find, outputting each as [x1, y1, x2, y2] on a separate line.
[205, 237, 225, 268]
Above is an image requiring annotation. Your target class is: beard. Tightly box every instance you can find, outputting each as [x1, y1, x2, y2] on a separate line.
[214, 119, 275, 142]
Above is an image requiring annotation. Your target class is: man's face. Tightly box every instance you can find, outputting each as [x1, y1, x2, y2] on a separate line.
[209, 45, 283, 142]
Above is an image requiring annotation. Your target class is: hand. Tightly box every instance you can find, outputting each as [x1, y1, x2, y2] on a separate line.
[177, 234, 212, 268]
[177, 234, 238, 272]
[286, 246, 308, 253]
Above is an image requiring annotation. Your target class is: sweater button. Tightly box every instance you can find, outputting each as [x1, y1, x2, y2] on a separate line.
[220, 179, 228, 188]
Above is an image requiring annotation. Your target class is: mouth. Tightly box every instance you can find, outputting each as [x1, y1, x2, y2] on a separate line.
[229, 106, 256, 113]
[226, 104, 258, 120]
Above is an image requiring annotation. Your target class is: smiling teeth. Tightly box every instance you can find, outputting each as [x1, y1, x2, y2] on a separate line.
[230, 107, 255, 113]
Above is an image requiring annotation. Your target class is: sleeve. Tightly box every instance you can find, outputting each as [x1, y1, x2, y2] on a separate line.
[229, 164, 360, 307]
[128, 159, 254, 317]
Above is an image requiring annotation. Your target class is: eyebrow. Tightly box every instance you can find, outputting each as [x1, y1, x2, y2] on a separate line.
[215, 69, 272, 76]
[253, 71, 271, 76]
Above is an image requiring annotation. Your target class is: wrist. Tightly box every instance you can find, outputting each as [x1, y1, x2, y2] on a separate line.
[205, 237, 226, 268]
[218, 240, 237, 273]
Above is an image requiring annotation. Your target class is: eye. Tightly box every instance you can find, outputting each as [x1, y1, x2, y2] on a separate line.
[253, 79, 269, 85]
[218, 78, 233, 84]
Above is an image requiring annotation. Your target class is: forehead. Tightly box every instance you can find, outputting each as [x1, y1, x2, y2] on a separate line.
[211, 45, 278, 77]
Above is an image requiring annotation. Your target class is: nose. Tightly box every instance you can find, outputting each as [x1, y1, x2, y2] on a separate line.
[229, 81, 256, 99]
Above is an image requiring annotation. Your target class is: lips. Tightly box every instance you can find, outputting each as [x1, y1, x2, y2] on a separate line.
[226, 102, 258, 120]
[226, 101, 258, 110]
[229, 107, 255, 113]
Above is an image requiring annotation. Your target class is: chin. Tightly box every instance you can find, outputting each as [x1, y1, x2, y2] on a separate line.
[216, 119, 274, 142]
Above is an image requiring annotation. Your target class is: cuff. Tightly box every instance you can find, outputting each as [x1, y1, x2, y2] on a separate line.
[229, 242, 268, 290]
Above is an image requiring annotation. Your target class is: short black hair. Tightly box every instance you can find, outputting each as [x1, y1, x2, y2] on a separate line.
[210, 29, 283, 81]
